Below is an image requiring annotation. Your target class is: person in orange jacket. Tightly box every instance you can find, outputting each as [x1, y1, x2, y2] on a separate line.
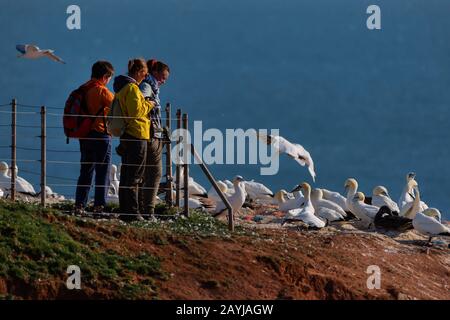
[75, 61, 114, 216]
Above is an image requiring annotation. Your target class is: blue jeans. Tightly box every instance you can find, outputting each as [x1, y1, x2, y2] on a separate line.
[75, 131, 112, 207]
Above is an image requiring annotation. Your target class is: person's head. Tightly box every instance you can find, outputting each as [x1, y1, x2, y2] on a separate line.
[91, 60, 114, 85]
[147, 59, 170, 85]
[128, 58, 148, 84]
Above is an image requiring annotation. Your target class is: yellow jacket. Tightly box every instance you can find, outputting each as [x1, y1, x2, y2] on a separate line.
[115, 82, 154, 140]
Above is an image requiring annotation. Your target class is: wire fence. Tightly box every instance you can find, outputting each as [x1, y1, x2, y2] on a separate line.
[0, 99, 192, 214]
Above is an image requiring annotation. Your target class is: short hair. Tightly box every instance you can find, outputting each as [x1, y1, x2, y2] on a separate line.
[91, 60, 114, 79]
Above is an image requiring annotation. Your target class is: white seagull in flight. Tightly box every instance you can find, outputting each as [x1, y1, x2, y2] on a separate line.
[16, 44, 66, 64]
[258, 133, 316, 182]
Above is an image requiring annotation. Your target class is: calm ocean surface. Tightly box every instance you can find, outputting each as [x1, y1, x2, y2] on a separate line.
[0, 0, 449, 218]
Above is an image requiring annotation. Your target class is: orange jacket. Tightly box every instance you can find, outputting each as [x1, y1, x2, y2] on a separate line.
[84, 79, 114, 134]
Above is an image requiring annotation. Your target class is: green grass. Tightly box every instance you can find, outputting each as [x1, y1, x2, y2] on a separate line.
[0, 200, 165, 299]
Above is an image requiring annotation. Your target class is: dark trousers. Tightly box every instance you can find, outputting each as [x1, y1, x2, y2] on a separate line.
[139, 138, 163, 214]
[118, 133, 147, 215]
[75, 131, 112, 207]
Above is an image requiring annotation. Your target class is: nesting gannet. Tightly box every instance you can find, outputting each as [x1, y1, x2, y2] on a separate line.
[257, 133, 316, 182]
[207, 181, 231, 202]
[0, 188, 3, 198]
[350, 192, 379, 227]
[171, 191, 213, 210]
[7, 165, 36, 195]
[398, 173, 428, 212]
[283, 182, 325, 229]
[109, 164, 120, 196]
[43, 186, 65, 200]
[344, 178, 359, 214]
[243, 180, 274, 202]
[321, 188, 349, 211]
[274, 189, 304, 212]
[16, 44, 65, 64]
[213, 176, 246, 217]
[374, 206, 413, 231]
[413, 208, 450, 243]
[177, 167, 208, 197]
[399, 180, 421, 219]
[310, 188, 346, 221]
[372, 186, 400, 213]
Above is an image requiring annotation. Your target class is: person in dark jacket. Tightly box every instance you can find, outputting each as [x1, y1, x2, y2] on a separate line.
[138, 59, 170, 216]
[113, 58, 154, 221]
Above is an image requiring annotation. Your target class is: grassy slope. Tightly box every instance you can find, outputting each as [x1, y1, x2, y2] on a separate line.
[0, 201, 231, 299]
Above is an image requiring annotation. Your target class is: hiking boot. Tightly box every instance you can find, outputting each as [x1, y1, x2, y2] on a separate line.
[73, 205, 86, 217]
[119, 213, 145, 223]
[93, 206, 110, 219]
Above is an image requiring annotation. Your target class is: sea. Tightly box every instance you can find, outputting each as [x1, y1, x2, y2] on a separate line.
[0, 0, 449, 219]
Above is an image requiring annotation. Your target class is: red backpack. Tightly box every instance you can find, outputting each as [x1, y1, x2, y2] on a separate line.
[63, 82, 104, 143]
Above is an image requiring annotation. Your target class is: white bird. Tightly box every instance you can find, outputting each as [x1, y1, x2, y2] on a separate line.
[109, 164, 120, 196]
[224, 180, 235, 191]
[398, 173, 428, 212]
[283, 182, 325, 229]
[257, 133, 316, 182]
[321, 188, 349, 211]
[7, 165, 36, 195]
[351, 192, 379, 227]
[214, 176, 246, 217]
[413, 208, 450, 243]
[16, 44, 66, 64]
[44, 186, 65, 200]
[177, 167, 208, 197]
[344, 178, 359, 215]
[400, 181, 422, 219]
[311, 188, 346, 221]
[171, 191, 212, 210]
[0, 188, 3, 198]
[243, 180, 274, 202]
[273, 189, 304, 212]
[372, 186, 400, 213]
[207, 181, 232, 202]
[0, 162, 10, 191]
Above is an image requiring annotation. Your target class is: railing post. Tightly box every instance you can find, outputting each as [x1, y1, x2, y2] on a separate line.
[175, 109, 181, 207]
[182, 113, 189, 216]
[40, 106, 46, 207]
[190, 144, 234, 232]
[10, 98, 16, 201]
[165, 103, 173, 207]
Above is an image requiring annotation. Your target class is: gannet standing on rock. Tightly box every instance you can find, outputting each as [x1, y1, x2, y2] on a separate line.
[398, 173, 428, 212]
[282, 182, 326, 229]
[109, 164, 120, 196]
[399, 180, 421, 219]
[257, 133, 316, 182]
[372, 186, 400, 213]
[413, 208, 450, 244]
[0, 162, 10, 191]
[274, 189, 304, 212]
[350, 192, 379, 228]
[213, 176, 246, 217]
[344, 178, 359, 215]
[310, 188, 346, 221]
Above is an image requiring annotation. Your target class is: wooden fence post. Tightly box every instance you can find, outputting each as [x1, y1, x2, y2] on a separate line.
[10, 99, 16, 201]
[165, 103, 173, 207]
[40, 106, 46, 207]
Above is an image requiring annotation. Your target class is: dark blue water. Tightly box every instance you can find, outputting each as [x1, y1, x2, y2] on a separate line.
[0, 0, 449, 218]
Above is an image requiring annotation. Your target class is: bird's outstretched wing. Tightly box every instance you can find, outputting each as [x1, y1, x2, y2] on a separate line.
[16, 44, 26, 54]
[43, 50, 66, 64]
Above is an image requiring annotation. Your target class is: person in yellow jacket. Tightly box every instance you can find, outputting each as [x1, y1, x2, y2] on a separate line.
[113, 58, 154, 221]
